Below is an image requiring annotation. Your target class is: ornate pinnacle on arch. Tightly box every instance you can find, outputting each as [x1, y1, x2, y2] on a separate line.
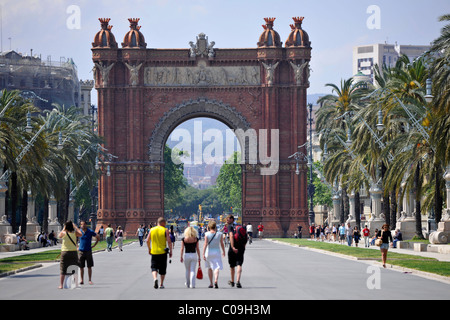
[128, 18, 140, 28]
[99, 18, 111, 29]
[292, 16, 304, 27]
[263, 17, 276, 29]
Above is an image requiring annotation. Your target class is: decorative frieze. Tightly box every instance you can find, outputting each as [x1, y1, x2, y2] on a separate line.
[144, 65, 260, 87]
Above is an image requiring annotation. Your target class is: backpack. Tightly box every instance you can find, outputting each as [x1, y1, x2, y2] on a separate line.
[233, 225, 248, 246]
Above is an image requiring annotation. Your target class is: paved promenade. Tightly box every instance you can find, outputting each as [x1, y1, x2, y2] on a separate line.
[0, 239, 449, 301]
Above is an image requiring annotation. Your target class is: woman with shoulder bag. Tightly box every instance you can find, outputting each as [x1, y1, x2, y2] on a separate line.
[58, 221, 82, 289]
[376, 224, 393, 268]
[202, 220, 225, 288]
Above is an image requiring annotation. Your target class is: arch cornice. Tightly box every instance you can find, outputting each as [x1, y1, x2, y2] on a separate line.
[148, 97, 251, 162]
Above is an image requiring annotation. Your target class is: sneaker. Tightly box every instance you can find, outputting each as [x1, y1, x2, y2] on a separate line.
[236, 282, 242, 288]
[160, 285, 165, 289]
[154, 279, 158, 289]
[214, 282, 218, 289]
[228, 280, 234, 287]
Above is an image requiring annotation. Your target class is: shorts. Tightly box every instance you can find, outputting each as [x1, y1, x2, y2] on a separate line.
[151, 253, 168, 275]
[247, 232, 253, 238]
[380, 243, 389, 250]
[339, 234, 345, 240]
[228, 247, 245, 268]
[78, 251, 94, 268]
[60, 251, 79, 275]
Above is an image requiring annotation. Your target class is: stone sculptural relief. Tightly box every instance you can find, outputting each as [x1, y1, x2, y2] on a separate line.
[144, 65, 261, 87]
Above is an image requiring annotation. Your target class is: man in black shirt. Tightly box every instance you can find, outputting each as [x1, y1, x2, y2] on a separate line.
[226, 214, 245, 288]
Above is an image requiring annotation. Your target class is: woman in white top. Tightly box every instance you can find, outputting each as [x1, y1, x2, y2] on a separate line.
[202, 220, 225, 288]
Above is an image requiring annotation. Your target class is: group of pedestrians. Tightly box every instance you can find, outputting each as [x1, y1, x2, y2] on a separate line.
[147, 215, 248, 290]
[309, 222, 399, 268]
[58, 220, 100, 289]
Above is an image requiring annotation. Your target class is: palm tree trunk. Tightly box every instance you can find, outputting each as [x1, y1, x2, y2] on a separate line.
[43, 196, 49, 234]
[20, 189, 28, 237]
[355, 191, 361, 229]
[10, 172, 18, 233]
[414, 164, 424, 239]
[381, 163, 390, 225]
[390, 190, 397, 228]
[434, 163, 443, 225]
[342, 188, 349, 222]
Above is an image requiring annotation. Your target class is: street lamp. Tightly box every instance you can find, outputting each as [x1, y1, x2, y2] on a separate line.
[57, 131, 64, 150]
[77, 145, 82, 160]
[425, 78, 433, 103]
[376, 108, 384, 131]
[307, 103, 315, 226]
[25, 111, 33, 133]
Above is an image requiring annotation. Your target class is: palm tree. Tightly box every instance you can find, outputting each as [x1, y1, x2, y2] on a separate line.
[0, 89, 45, 233]
[317, 78, 371, 223]
[378, 55, 437, 238]
[38, 104, 103, 226]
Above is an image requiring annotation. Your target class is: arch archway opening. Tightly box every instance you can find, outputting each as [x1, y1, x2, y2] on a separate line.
[163, 117, 243, 232]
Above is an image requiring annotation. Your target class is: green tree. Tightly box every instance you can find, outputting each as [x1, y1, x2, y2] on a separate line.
[215, 152, 242, 214]
[164, 145, 187, 210]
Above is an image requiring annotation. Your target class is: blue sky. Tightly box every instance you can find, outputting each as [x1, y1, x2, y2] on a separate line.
[1, 0, 449, 95]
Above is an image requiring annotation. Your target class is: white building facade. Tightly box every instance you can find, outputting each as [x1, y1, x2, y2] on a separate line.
[353, 43, 431, 83]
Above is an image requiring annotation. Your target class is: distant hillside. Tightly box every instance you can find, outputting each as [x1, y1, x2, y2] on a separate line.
[307, 93, 328, 105]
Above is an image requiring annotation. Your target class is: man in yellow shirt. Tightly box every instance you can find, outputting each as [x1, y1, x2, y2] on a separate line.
[147, 217, 172, 289]
[105, 224, 114, 252]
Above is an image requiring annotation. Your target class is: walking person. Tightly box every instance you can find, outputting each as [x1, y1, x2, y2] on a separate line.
[105, 224, 114, 252]
[345, 223, 353, 246]
[169, 225, 176, 249]
[98, 225, 104, 241]
[246, 222, 253, 244]
[332, 224, 337, 241]
[78, 220, 100, 285]
[377, 224, 393, 268]
[315, 225, 321, 241]
[309, 224, 315, 240]
[180, 226, 201, 288]
[226, 215, 247, 288]
[297, 224, 303, 238]
[362, 225, 370, 247]
[338, 223, 345, 244]
[202, 220, 225, 288]
[116, 226, 124, 251]
[353, 226, 361, 247]
[257, 222, 264, 239]
[136, 224, 145, 247]
[147, 217, 172, 289]
[58, 221, 82, 289]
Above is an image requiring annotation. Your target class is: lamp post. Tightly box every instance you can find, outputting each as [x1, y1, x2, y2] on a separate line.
[307, 103, 315, 226]
[90, 104, 98, 231]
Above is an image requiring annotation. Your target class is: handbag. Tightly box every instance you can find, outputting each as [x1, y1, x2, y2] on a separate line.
[375, 231, 384, 247]
[196, 266, 203, 280]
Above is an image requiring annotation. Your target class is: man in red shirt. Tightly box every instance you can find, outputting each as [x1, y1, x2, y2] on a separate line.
[257, 222, 264, 239]
[362, 225, 370, 248]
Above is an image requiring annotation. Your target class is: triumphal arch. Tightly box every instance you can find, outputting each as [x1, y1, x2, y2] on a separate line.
[92, 16, 312, 237]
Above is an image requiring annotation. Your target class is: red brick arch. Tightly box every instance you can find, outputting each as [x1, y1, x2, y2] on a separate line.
[92, 17, 311, 237]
